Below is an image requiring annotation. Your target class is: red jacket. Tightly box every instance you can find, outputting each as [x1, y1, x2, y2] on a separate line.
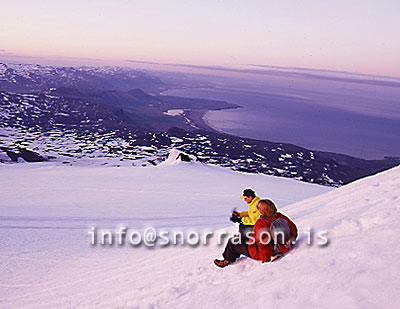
[248, 212, 298, 262]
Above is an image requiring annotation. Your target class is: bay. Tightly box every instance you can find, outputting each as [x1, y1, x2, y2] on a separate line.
[164, 73, 400, 159]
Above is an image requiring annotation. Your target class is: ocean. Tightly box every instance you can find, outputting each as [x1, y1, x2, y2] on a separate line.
[164, 72, 400, 160]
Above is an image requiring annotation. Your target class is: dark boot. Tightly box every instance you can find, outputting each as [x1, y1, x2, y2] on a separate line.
[214, 259, 230, 268]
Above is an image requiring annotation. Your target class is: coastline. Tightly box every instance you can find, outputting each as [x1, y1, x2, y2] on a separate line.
[201, 109, 221, 132]
[183, 106, 240, 133]
[182, 109, 217, 132]
[161, 87, 241, 134]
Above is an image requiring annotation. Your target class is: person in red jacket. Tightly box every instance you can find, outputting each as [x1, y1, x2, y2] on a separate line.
[214, 199, 297, 268]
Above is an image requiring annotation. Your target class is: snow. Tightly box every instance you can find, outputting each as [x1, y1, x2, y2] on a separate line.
[163, 109, 184, 116]
[0, 151, 12, 162]
[0, 160, 399, 308]
[157, 149, 196, 167]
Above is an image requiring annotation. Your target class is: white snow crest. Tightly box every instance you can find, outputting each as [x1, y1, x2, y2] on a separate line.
[156, 148, 195, 167]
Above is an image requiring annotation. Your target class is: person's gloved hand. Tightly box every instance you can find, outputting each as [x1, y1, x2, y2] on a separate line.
[230, 213, 242, 223]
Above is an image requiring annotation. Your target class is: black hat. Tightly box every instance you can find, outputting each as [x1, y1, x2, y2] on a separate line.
[240, 188, 256, 198]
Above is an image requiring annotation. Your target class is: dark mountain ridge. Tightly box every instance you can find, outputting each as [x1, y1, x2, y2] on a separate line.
[0, 62, 398, 186]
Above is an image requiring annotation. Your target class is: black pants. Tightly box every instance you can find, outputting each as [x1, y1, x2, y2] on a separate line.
[222, 236, 251, 263]
[239, 223, 254, 239]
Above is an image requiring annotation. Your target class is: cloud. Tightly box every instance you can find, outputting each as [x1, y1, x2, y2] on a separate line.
[1, 54, 41, 59]
[127, 59, 162, 65]
[62, 56, 103, 62]
[126, 59, 400, 88]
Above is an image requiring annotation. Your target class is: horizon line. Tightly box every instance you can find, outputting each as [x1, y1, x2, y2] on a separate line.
[1, 52, 400, 81]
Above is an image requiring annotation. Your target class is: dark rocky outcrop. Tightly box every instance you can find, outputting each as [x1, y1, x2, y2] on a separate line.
[0, 147, 46, 162]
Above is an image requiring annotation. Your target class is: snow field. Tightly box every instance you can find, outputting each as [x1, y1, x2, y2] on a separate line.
[0, 161, 399, 308]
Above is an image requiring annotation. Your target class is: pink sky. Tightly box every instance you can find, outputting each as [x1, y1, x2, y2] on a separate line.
[1, 0, 399, 77]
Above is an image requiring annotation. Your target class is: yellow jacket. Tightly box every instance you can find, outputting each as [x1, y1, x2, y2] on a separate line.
[239, 196, 261, 225]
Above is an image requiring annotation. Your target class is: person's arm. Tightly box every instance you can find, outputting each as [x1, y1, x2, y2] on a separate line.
[241, 208, 259, 225]
[239, 211, 248, 217]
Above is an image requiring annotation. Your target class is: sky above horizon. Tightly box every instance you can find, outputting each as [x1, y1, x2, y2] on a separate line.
[1, 0, 400, 77]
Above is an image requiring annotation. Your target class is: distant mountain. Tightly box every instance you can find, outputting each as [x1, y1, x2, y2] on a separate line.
[0, 62, 165, 93]
[0, 62, 398, 186]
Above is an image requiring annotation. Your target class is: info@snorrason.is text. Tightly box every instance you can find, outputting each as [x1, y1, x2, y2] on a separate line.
[88, 227, 329, 247]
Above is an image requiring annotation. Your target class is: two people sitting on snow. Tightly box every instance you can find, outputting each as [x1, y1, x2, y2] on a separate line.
[230, 188, 260, 238]
[215, 198, 298, 268]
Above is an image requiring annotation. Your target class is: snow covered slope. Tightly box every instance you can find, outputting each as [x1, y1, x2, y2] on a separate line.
[0, 161, 399, 308]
